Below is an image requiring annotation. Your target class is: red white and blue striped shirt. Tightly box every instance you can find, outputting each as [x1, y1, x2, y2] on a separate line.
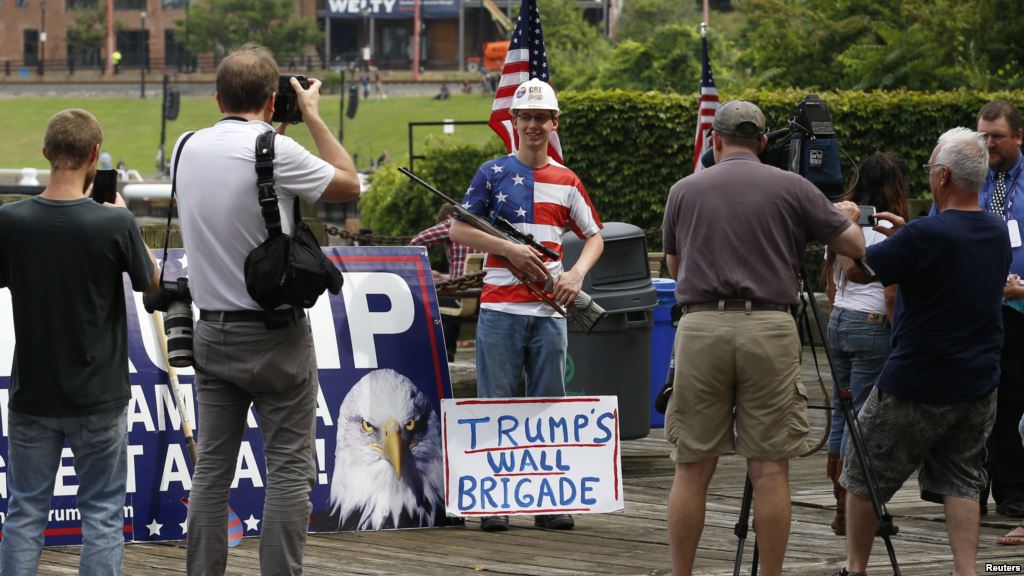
[461, 155, 602, 316]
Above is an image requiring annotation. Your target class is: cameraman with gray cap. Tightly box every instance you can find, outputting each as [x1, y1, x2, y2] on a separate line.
[662, 100, 865, 576]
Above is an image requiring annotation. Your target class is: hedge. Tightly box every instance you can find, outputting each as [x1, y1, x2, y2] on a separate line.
[359, 137, 506, 239]
[364, 89, 1023, 252]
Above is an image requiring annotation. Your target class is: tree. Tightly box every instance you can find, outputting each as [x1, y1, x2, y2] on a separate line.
[735, 0, 1024, 91]
[66, 4, 116, 64]
[534, 0, 611, 92]
[616, 0, 695, 44]
[180, 0, 320, 60]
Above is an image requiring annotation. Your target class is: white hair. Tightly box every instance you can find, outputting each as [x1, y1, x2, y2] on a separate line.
[934, 127, 988, 193]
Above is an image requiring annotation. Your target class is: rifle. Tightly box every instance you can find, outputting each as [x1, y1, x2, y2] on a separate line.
[399, 166, 605, 334]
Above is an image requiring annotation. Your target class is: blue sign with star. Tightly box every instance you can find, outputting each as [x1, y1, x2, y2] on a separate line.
[0, 246, 452, 544]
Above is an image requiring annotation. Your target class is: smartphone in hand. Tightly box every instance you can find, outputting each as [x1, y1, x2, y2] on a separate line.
[857, 205, 876, 227]
[92, 169, 118, 204]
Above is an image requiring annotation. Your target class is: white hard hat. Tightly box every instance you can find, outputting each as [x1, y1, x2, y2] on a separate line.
[509, 78, 559, 115]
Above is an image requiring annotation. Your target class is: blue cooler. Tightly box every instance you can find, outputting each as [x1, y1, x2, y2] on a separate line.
[650, 278, 677, 427]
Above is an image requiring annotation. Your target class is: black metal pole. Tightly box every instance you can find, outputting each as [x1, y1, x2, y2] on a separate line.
[338, 70, 345, 143]
[139, 11, 147, 99]
[184, 0, 190, 72]
[38, 1, 46, 76]
[159, 75, 168, 174]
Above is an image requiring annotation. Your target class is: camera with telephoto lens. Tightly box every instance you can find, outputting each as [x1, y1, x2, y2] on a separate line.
[143, 277, 194, 368]
[271, 74, 309, 124]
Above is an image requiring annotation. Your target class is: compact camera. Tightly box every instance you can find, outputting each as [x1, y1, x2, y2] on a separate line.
[272, 74, 309, 124]
[143, 277, 194, 368]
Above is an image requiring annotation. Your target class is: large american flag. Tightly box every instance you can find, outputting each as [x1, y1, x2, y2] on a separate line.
[488, 0, 563, 163]
[692, 24, 719, 172]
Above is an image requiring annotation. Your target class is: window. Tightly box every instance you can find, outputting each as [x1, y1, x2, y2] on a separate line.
[114, 0, 146, 10]
[23, 29, 39, 66]
[16, 0, 28, 8]
[66, 0, 98, 9]
[380, 24, 409, 60]
[161, 0, 188, 8]
[164, 29, 187, 68]
[67, 30, 101, 67]
[116, 29, 148, 67]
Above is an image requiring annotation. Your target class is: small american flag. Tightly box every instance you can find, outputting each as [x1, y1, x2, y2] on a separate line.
[693, 24, 719, 172]
[488, 0, 563, 163]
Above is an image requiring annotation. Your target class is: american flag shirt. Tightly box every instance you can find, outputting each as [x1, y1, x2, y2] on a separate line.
[461, 155, 602, 316]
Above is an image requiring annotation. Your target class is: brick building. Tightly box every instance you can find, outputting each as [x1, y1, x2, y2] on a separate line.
[0, 0, 611, 75]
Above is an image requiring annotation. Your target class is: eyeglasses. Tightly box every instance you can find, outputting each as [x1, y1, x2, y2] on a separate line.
[982, 133, 1010, 143]
[515, 113, 554, 124]
[921, 163, 946, 174]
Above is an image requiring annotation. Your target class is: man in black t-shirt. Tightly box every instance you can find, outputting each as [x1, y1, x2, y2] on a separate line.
[833, 127, 1011, 576]
[0, 109, 158, 575]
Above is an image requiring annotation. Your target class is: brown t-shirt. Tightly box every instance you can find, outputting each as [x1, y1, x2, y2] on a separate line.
[662, 152, 851, 305]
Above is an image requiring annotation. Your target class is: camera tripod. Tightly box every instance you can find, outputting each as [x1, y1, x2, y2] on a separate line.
[727, 269, 902, 576]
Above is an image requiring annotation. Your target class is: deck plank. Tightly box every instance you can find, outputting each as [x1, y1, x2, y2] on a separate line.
[33, 348, 1024, 575]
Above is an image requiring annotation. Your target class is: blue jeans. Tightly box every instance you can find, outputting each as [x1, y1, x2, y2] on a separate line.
[0, 407, 128, 576]
[827, 307, 891, 457]
[475, 308, 567, 398]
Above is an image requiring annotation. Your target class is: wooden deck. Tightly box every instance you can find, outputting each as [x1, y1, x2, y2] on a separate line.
[35, 350, 1024, 575]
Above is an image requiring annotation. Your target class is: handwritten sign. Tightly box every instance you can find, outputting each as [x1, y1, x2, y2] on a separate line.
[442, 397, 623, 517]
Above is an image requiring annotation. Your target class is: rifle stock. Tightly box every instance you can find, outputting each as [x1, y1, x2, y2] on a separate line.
[399, 167, 605, 333]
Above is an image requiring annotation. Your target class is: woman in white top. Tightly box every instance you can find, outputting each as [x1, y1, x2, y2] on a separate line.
[824, 152, 908, 535]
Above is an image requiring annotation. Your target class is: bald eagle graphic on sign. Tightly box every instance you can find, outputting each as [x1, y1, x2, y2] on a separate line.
[326, 369, 445, 530]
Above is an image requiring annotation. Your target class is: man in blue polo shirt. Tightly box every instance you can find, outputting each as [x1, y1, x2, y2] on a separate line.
[833, 127, 1011, 576]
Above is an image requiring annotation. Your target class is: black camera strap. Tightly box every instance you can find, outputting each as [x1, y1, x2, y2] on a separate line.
[254, 130, 301, 240]
[160, 130, 197, 285]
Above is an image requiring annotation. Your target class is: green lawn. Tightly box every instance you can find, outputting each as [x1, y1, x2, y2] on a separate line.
[0, 93, 497, 176]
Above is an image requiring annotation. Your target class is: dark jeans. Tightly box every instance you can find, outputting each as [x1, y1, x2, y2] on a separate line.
[986, 306, 1024, 506]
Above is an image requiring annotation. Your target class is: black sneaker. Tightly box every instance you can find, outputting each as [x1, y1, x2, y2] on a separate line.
[480, 515, 509, 532]
[832, 569, 867, 576]
[534, 514, 574, 529]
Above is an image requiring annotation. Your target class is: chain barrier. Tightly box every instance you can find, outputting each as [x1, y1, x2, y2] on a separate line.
[435, 271, 486, 295]
[324, 225, 412, 246]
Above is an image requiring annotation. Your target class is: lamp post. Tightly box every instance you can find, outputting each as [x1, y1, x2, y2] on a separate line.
[184, 0, 191, 72]
[38, 0, 46, 76]
[361, 7, 370, 64]
[139, 11, 147, 99]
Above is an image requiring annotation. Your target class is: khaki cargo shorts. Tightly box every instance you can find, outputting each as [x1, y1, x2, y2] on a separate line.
[664, 310, 808, 463]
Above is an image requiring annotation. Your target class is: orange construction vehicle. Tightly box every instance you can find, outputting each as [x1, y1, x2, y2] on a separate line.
[467, 41, 510, 73]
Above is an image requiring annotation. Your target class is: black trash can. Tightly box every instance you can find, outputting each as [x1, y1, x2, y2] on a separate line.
[562, 222, 657, 440]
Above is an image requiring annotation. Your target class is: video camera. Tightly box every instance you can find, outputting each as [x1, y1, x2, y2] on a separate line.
[702, 94, 845, 200]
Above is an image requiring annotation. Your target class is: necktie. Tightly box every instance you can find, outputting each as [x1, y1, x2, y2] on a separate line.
[993, 171, 1009, 217]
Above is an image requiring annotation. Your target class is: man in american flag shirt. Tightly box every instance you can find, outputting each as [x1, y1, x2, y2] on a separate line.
[450, 78, 604, 533]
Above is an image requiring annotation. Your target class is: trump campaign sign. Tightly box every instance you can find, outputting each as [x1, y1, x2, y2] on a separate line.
[442, 396, 624, 517]
[0, 246, 452, 545]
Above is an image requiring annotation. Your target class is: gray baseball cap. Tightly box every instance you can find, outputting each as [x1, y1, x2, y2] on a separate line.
[713, 100, 766, 138]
